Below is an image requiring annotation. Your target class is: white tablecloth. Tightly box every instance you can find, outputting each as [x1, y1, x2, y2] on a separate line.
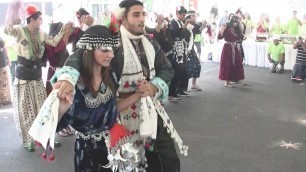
[212, 41, 297, 70]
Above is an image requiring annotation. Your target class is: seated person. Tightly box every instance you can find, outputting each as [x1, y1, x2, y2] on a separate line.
[267, 35, 285, 73]
[292, 36, 306, 81]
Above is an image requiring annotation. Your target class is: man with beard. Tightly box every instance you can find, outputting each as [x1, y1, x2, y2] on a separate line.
[51, 0, 188, 171]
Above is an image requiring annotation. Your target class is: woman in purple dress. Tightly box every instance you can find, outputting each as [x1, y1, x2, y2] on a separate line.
[218, 16, 245, 87]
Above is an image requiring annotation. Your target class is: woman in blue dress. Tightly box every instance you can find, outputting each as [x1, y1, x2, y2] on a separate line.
[57, 25, 141, 172]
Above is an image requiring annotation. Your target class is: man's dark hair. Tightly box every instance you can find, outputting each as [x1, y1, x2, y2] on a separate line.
[119, 0, 144, 18]
[26, 11, 42, 24]
[77, 8, 90, 19]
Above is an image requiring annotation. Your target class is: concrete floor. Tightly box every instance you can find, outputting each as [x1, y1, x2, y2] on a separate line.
[1, 62, 306, 172]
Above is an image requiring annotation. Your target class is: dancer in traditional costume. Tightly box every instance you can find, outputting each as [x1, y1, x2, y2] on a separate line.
[218, 16, 245, 88]
[185, 11, 206, 91]
[170, 6, 190, 98]
[44, 22, 81, 139]
[57, 25, 137, 171]
[154, 15, 181, 102]
[51, 1, 188, 171]
[4, 3, 71, 151]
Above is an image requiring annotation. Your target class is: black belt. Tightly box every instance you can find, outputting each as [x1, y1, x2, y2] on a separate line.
[15, 56, 42, 80]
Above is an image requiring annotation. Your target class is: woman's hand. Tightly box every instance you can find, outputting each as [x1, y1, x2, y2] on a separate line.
[58, 91, 74, 118]
[155, 15, 164, 32]
[219, 23, 227, 36]
[53, 80, 74, 100]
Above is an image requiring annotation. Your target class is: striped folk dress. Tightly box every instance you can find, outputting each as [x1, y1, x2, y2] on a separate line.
[4, 25, 65, 149]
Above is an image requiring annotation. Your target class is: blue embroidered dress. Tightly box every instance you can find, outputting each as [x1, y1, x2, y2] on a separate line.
[58, 81, 117, 172]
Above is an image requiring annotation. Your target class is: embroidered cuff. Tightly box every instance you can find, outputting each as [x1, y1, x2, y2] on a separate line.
[151, 77, 169, 101]
[50, 66, 80, 87]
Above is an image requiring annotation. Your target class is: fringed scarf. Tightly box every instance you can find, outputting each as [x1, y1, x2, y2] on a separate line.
[119, 26, 158, 139]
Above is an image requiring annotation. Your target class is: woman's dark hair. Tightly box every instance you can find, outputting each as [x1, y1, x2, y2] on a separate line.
[227, 19, 243, 40]
[228, 13, 234, 20]
[80, 50, 116, 97]
[26, 11, 42, 24]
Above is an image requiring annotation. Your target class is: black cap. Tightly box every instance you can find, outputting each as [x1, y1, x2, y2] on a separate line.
[177, 6, 187, 14]
[76, 25, 120, 50]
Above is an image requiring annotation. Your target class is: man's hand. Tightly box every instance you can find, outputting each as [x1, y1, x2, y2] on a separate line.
[53, 80, 74, 100]
[136, 80, 158, 97]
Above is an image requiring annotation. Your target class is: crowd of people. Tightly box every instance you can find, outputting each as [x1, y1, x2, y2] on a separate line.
[0, 0, 306, 171]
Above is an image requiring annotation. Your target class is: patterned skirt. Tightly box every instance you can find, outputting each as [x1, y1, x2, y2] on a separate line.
[187, 49, 201, 78]
[74, 136, 112, 172]
[0, 67, 11, 105]
[13, 79, 46, 147]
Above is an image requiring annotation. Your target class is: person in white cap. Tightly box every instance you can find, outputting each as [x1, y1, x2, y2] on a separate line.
[267, 35, 285, 73]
